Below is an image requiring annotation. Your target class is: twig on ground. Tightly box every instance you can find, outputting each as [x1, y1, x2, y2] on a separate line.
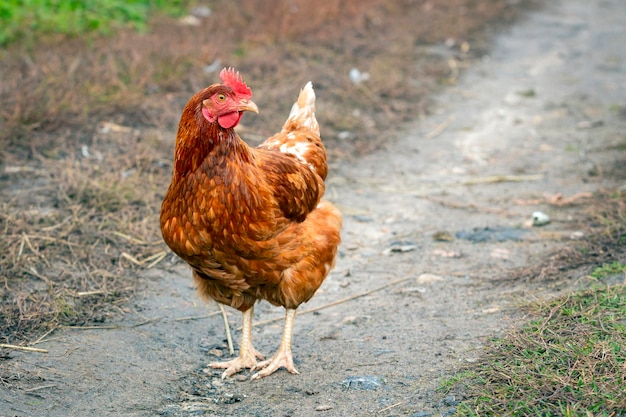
[61, 325, 119, 329]
[462, 174, 544, 185]
[146, 251, 167, 268]
[113, 231, 148, 245]
[447, 57, 459, 81]
[60, 318, 160, 330]
[121, 252, 142, 265]
[18, 234, 81, 247]
[545, 192, 593, 206]
[23, 384, 58, 392]
[218, 304, 235, 355]
[121, 251, 167, 267]
[0, 344, 48, 353]
[31, 327, 58, 346]
[75, 290, 108, 297]
[40, 215, 72, 232]
[17, 235, 25, 262]
[378, 401, 406, 414]
[131, 317, 161, 328]
[173, 311, 222, 322]
[424, 114, 455, 139]
[27, 267, 52, 285]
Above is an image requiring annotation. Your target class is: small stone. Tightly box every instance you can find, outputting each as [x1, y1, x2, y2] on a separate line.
[383, 241, 417, 255]
[490, 248, 510, 259]
[338, 131, 353, 140]
[349, 68, 370, 84]
[191, 6, 212, 17]
[340, 375, 383, 390]
[208, 349, 222, 357]
[316, 405, 333, 411]
[178, 15, 201, 26]
[441, 395, 460, 406]
[570, 231, 584, 239]
[532, 211, 550, 226]
[433, 231, 454, 241]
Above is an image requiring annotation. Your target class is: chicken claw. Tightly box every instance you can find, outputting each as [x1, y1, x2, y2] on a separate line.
[251, 346, 299, 380]
[209, 347, 265, 379]
[208, 307, 264, 379]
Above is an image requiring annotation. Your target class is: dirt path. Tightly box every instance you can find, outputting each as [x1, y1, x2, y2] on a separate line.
[3, 1, 625, 416]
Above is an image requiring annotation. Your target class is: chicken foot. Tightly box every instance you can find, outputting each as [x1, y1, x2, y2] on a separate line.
[251, 308, 300, 380]
[209, 306, 264, 379]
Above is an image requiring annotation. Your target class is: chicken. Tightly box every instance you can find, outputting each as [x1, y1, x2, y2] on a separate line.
[160, 68, 342, 380]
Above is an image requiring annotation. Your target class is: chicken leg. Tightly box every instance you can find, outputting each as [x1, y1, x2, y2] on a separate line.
[251, 308, 300, 380]
[209, 306, 264, 379]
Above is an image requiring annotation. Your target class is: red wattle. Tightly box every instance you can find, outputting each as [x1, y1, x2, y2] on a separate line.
[218, 112, 242, 129]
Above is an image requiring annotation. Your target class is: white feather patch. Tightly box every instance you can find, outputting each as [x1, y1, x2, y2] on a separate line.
[279, 141, 316, 172]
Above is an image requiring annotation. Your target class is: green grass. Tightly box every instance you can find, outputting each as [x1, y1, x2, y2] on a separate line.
[442, 279, 626, 416]
[0, 0, 189, 46]
[590, 261, 626, 279]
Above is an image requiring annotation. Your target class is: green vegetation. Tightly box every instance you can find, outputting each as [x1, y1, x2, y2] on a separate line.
[590, 261, 626, 279]
[517, 88, 536, 97]
[0, 0, 189, 46]
[442, 278, 626, 416]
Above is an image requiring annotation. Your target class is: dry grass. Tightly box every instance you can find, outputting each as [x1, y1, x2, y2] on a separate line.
[0, 0, 536, 346]
[454, 283, 626, 416]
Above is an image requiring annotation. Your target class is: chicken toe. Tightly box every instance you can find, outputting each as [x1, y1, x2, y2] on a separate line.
[208, 307, 264, 378]
[251, 346, 299, 380]
[210, 347, 264, 379]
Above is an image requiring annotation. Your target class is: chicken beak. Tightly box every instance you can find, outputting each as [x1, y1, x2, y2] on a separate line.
[239, 99, 259, 114]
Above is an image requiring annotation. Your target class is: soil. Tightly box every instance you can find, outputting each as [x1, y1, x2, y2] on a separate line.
[2, 0, 626, 416]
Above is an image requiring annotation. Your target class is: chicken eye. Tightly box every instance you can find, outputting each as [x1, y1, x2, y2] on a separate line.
[217, 94, 226, 102]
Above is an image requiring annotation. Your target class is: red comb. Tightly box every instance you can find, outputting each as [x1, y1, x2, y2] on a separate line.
[220, 67, 252, 99]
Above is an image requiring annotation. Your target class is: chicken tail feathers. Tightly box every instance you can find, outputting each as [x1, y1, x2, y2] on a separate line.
[282, 82, 319, 136]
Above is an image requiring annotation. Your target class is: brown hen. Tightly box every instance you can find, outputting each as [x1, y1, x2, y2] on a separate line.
[160, 68, 342, 380]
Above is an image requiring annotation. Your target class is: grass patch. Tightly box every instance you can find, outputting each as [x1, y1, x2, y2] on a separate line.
[0, 0, 188, 46]
[444, 283, 626, 416]
[591, 261, 626, 279]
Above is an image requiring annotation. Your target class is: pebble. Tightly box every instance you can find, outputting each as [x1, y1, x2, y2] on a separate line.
[531, 211, 550, 226]
[340, 375, 383, 390]
[432, 230, 454, 241]
[383, 241, 417, 255]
